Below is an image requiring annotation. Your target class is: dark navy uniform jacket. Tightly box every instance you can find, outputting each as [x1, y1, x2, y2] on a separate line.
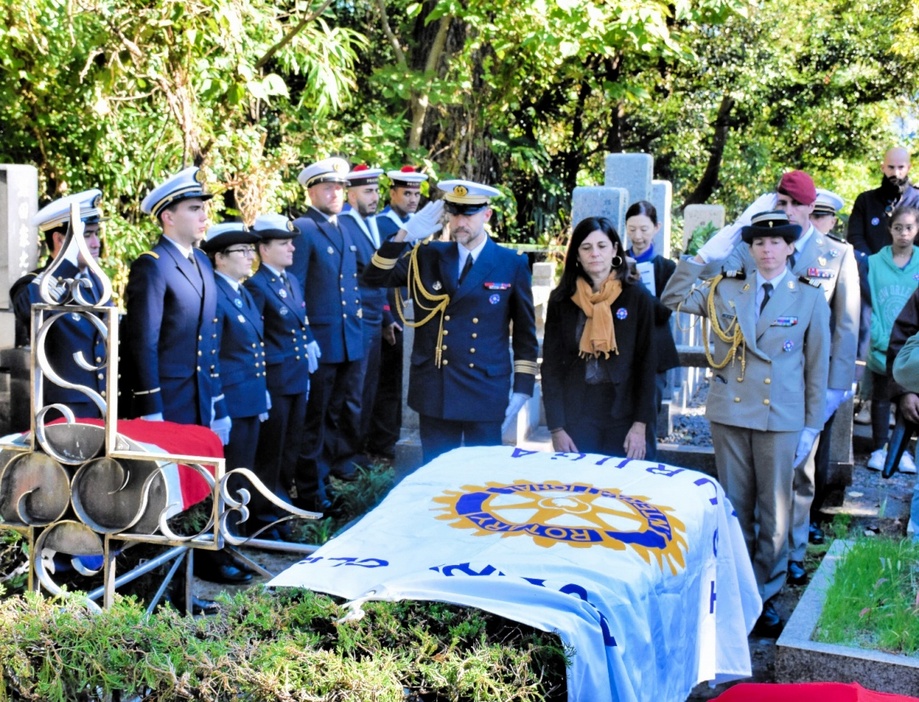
[340, 206, 392, 328]
[244, 265, 313, 396]
[375, 206, 407, 242]
[213, 275, 268, 419]
[11, 259, 108, 411]
[363, 237, 538, 422]
[122, 238, 226, 425]
[291, 208, 363, 365]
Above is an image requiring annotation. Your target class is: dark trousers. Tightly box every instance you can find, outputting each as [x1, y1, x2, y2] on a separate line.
[366, 327, 404, 457]
[419, 414, 502, 464]
[870, 369, 891, 451]
[359, 320, 383, 441]
[254, 392, 305, 523]
[810, 408, 836, 521]
[224, 414, 260, 533]
[296, 359, 363, 503]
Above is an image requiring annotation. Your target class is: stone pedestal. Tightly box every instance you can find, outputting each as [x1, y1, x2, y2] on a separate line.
[650, 180, 672, 259]
[682, 204, 725, 252]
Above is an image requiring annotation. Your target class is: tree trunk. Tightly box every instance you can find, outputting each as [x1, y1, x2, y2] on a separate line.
[681, 94, 735, 209]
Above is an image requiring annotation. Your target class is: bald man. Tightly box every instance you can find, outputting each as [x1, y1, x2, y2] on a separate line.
[848, 147, 919, 259]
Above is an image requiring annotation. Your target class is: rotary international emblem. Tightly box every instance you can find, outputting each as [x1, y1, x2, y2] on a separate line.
[433, 480, 688, 574]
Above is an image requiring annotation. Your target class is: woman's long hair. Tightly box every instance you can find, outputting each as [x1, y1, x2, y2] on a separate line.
[550, 216, 628, 303]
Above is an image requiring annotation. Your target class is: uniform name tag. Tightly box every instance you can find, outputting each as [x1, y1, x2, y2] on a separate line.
[807, 268, 834, 279]
[484, 282, 511, 290]
[771, 316, 798, 327]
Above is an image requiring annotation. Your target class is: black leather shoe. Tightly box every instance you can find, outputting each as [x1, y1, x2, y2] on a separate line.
[167, 591, 220, 616]
[808, 521, 825, 545]
[788, 560, 808, 586]
[751, 599, 783, 638]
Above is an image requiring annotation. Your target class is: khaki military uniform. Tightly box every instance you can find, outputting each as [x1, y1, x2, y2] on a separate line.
[662, 259, 830, 601]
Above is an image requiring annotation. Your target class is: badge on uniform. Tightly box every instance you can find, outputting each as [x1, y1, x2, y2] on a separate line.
[279, 306, 288, 316]
[489, 294, 500, 305]
[234, 298, 243, 308]
[783, 340, 794, 352]
[807, 268, 834, 279]
[485, 282, 512, 290]
[279, 288, 288, 298]
[327, 246, 334, 254]
[871, 217, 880, 226]
[829, 249, 839, 258]
[616, 308, 627, 320]
[771, 316, 799, 327]
[349, 245, 357, 252]
[237, 314, 246, 323]
[432, 281, 442, 291]
[817, 256, 827, 266]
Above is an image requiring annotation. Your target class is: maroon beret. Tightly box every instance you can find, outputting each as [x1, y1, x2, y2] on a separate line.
[776, 170, 817, 206]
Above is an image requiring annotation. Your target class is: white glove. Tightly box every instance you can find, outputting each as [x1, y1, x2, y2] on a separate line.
[501, 392, 530, 436]
[306, 340, 322, 374]
[259, 391, 271, 422]
[697, 193, 777, 263]
[696, 222, 743, 263]
[210, 415, 232, 445]
[141, 412, 164, 422]
[793, 426, 821, 466]
[402, 200, 444, 242]
[824, 387, 853, 424]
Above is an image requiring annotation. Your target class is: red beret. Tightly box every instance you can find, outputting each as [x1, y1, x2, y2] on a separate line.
[776, 170, 817, 206]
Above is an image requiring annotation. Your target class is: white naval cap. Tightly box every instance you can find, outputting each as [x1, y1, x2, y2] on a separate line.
[298, 157, 350, 188]
[438, 179, 501, 214]
[386, 166, 428, 188]
[201, 222, 260, 254]
[813, 189, 844, 216]
[347, 164, 384, 187]
[140, 166, 213, 217]
[32, 189, 105, 232]
[251, 213, 300, 239]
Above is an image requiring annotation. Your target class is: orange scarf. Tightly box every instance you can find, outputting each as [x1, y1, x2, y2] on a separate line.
[571, 275, 622, 358]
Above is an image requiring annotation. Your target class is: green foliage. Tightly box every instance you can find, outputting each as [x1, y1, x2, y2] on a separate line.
[815, 538, 919, 655]
[0, 588, 568, 701]
[684, 221, 719, 258]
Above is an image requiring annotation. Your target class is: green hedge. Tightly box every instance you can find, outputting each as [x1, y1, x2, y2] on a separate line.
[0, 588, 568, 701]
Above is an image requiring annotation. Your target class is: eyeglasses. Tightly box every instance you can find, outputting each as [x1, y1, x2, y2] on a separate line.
[224, 246, 256, 255]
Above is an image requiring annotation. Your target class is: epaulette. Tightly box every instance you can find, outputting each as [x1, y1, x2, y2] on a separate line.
[140, 251, 159, 259]
[799, 275, 822, 289]
[517, 249, 525, 256]
[826, 232, 847, 244]
[721, 268, 746, 280]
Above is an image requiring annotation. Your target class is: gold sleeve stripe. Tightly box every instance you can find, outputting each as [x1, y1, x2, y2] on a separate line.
[133, 388, 161, 396]
[371, 252, 397, 270]
[514, 360, 538, 375]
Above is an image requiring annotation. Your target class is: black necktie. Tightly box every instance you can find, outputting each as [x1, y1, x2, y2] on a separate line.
[280, 272, 294, 297]
[789, 252, 797, 270]
[459, 255, 474, 285]
[760, 282, 773, 315]
[188, 251, 202, 282]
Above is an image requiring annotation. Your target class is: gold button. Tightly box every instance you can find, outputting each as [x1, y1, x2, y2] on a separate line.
[763, 399, 770, 405]
[340, 287, 345, 292]
[95, 357, 102, 363]
[197, 366, 201, 372]
[734, 397, 741, 402]
[97, 373, 104, 380]
[343, 314, 347, 318]
[198, 335, 203, 341]
[101, 391, 106, 397]
[764, 378, 771, 384]
[472, 318, 479, 324]
[441, 345, 447, 351]
[445, 315, 451, 322]
[342, 300, 347, 305]
[471, 333, 477, 339]
[469, 363, 475, 368]
[442, 359, 449, 365]
[470, 348, 476, 354]
[443, 330, 449, 335]
[737, 377, 743, 382]
[197, 350, 202, 356]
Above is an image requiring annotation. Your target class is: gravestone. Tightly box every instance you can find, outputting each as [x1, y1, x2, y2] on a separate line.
[683, 204, 725, 252]
[571, 186, 628, 232]
[650, 179, 672, 258]
[0, 165, 39, 348]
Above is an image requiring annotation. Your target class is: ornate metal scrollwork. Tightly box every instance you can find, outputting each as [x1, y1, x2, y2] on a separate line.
[0, 202, 319, 612]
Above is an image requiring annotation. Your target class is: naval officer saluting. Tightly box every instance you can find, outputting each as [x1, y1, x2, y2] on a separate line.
[363, 179, 538, 463]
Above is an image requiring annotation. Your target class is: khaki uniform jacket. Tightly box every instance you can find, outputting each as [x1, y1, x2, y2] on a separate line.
[662, 259, 831, 432]
[701, 226, 858, 390]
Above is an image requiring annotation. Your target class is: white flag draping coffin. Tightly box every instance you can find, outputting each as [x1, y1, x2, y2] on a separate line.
[270, 446, 761, 702]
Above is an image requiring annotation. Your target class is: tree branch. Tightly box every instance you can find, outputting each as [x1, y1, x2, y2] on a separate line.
[255, 0, 337, 71]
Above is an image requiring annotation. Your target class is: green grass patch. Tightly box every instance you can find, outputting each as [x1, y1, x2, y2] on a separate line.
[0, 587, 568, 701]
[815, 536, 919, 656]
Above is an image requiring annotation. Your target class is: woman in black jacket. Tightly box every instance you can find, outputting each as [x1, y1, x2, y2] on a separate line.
[542, 217, 658, 459]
